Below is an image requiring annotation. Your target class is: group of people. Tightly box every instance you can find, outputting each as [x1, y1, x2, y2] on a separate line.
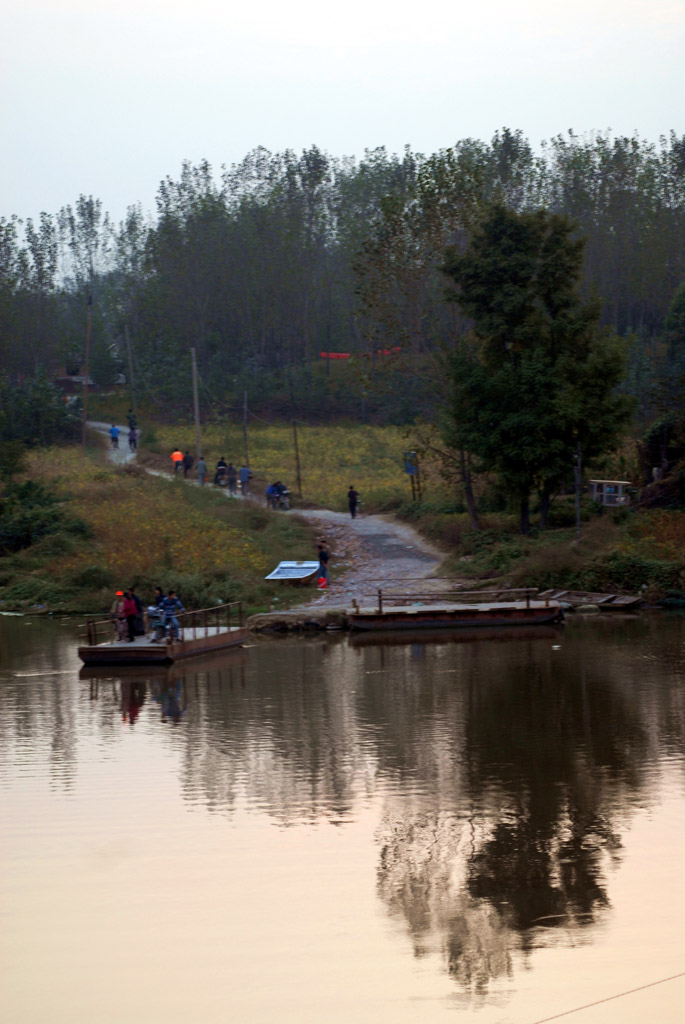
[110, 586, 185, 642]
[169, 450, 252, 494]
[109, 410, 139, 451]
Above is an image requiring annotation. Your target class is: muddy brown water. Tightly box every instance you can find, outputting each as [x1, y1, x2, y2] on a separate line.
[1, 613, 685, 1023]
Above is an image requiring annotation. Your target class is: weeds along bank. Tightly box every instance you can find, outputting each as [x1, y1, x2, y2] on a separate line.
[417, 505, 685, 597]
[0, 447, 316, 613]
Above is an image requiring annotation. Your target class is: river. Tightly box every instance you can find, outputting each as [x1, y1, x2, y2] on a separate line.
[1, 613, 684, 1023]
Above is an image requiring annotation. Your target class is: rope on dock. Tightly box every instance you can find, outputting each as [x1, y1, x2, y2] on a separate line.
[529, 970, 685, 1023]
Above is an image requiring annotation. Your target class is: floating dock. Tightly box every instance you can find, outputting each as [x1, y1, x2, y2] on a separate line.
[347, 587, 563, 632]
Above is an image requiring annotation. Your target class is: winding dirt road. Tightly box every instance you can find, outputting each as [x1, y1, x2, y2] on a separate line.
[89, 421, 448, 604]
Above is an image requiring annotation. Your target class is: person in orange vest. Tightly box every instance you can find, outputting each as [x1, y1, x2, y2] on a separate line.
[170, 447, 184, 474]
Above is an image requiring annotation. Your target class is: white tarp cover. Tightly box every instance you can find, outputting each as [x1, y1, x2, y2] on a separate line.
[264, 561, 320, 581]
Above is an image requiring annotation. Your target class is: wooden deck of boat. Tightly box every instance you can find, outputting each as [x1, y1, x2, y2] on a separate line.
[78, 625, 248, 665]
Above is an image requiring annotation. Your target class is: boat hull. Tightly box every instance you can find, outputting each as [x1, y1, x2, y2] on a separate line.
[78, 626, 248, 665]
[348, 601, 563, 632]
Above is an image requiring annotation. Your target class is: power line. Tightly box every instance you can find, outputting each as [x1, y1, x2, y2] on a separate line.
[529, 970, 685, 1024]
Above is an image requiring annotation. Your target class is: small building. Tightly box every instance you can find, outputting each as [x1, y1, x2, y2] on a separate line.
[588, 480, 631, 506]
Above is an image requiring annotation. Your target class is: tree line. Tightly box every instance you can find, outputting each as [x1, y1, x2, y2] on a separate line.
[1, 129, 684, 424]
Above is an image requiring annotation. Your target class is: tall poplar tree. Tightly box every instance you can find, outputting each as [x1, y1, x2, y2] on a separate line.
[442, 206, 632, 533]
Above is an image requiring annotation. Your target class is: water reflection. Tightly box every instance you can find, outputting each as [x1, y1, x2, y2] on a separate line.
[2, 614, 684, 1004]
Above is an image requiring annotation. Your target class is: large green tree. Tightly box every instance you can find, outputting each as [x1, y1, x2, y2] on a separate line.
[442, 206, 632, 533]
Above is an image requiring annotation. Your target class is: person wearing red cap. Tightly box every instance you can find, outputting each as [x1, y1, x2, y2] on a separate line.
[110, 591, 126, 640]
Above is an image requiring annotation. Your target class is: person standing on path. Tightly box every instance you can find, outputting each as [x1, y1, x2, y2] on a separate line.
[317, 542, 330, 583]
[196, 456, 208, 486]
[128, 427, 138, 451]
[238, 464, 251, 495]
[227, 463, 238, 495]
[347, 485, 359, 519]
[109, 425, 120, 449]
[183, 451, 194, 478]
[170, 448, 184, 474]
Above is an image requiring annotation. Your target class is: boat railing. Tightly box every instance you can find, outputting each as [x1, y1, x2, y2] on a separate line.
[176, 602, 244, 638]
[375, 586, 540, 614]
[80, 601, 243, 646]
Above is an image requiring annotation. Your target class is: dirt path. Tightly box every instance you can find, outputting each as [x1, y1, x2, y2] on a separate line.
[88, 421, 450, 606]
[289, 509, 448, 608]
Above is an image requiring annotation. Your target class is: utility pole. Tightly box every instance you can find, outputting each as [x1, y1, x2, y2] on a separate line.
[574, 440, 582, 542]
[292, 420, 302, 498]
[81, 294, 92, 448]
[242, 391, 249, 468]
[124, 323, 138, 425]
[191, 347, 201, 460]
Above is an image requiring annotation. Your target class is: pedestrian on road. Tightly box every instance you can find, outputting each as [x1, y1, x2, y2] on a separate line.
[347, 485, 359, 519]
[109, 425, 120, 449]
[227, 463, 238, 495]
[183, 451, 194, 478]
[127, 408, 137, 429]
[171, 448, 184, 474]
[238, 464, 251, 495]
[214, 457, 228, 486]
[128, 427, 138, 451]
[196, 455, 208, 486]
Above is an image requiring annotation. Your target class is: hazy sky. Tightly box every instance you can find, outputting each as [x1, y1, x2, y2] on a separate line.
[3, 0, 683, 224]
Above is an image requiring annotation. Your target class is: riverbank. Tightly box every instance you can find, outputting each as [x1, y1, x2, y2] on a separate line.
[86, 408, 685, 599]
[3, 424, 684, 614]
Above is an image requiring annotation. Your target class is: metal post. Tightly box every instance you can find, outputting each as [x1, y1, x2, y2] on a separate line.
[124, 323, 138, 425]
[574, 440, 582, 543]
[243, 391, 249, 468]
[378, 589, 383, 614]
[81, 295, 92, 447]
[293, 420, 302, 498]
[191, 347, 201, 461]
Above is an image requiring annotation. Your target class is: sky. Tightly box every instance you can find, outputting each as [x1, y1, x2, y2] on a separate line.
[2, 0, 684, 225]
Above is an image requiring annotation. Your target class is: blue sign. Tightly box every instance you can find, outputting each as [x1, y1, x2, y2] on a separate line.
[404, 451, 418, 475]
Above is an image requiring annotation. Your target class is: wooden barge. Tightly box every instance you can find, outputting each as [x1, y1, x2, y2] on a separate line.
[348, 588, 563, 632]
[78, 603, 247, 665]
[537, 589, 642, 610]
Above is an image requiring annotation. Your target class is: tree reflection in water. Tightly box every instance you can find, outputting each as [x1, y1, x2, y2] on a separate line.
[375, 639, 650, 997]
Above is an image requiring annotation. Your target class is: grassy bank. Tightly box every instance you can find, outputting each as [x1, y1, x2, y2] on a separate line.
[0, 446, 318, 613]
[394, 498, 685, 597]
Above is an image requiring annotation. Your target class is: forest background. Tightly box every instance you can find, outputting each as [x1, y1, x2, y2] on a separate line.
[2, 129, 684, 424]
[2, 129, 685, 610]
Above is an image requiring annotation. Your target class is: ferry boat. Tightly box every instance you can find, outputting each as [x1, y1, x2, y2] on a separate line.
[78, 602, 247, 665]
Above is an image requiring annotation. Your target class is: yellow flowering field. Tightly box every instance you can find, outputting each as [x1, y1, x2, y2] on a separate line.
[26, 447, 281, 582]
[151, 422, 450, 510]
